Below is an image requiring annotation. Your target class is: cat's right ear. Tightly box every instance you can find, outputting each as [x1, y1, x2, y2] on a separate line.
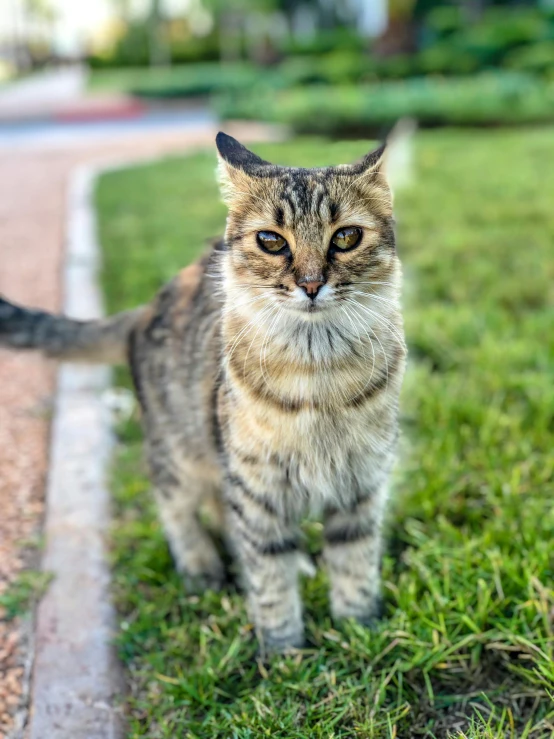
[215, 132, 270, 206]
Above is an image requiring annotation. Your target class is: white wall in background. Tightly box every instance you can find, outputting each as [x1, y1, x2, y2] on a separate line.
[351, 0, 388, 38]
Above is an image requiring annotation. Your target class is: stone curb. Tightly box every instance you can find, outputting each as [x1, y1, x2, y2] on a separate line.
[29, 164, 124, 739]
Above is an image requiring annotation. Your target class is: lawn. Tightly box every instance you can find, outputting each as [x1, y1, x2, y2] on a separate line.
[96, 130, 554, 738]
[88, 62, 260, 99]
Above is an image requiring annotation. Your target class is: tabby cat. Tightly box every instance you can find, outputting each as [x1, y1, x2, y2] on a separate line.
[0, 133, 406, 652]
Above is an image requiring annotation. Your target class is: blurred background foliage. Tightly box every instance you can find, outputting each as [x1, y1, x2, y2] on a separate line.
[4, 1, 554, 134]
[84, 0, 554, 135]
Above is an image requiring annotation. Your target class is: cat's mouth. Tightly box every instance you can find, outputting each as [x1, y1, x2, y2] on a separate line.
[304, 302, 325, 313]
[285, 300, 328, 316]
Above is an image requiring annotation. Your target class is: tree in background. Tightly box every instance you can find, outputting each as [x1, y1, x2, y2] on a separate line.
[106, 0, 171, 67]
[101, 0, 372, 68]
[23, 0, 57, 65]
[24, 0, 57, 33]
[111, 0, 133, 25]
[148, 0, 170, 66]
[203, 0, 362, 63]
[375, 0, 418, 56]
[203, 0, 279, 63]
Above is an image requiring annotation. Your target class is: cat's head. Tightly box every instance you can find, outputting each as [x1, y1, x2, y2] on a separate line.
[216, 132, 399, 321]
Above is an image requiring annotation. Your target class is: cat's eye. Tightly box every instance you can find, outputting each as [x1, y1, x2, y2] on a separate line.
[330, 226, 363, 252]
[256, 231, 288, 254]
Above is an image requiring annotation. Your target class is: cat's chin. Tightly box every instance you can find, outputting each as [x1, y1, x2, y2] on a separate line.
[284, 302, 333, 320]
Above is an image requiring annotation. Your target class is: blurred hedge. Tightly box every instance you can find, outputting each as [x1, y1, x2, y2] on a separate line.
[88, 5, 554, 134]
[215, 73, 554, 136]
[90, 6, 554, 78]
[89, 25, 220, 68]
[131, 63, 260, 99]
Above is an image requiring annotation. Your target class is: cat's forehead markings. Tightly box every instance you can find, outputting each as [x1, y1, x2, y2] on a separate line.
[274, 205, 285, 228]
[276, 172, 332, 223]
[328, 201, 340, 223]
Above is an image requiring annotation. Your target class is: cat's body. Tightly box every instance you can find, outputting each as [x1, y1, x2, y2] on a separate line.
[0, 133, 406, 651]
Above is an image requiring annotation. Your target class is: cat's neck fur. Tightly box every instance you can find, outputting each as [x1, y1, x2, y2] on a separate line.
[220, 260, 404, 413]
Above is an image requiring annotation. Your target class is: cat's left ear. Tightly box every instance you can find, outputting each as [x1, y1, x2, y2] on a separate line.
[348, 142, 393, 209]
[215, 131, 271, 205]
[354, 120, 417, 196]
[349, 142, 388, 180]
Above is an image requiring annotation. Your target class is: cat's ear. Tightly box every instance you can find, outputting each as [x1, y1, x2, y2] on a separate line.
[215, 132, 270, 205]
[216, 132, 270, 173]
[348, 142, 393, 208]
[349, 142, 387, 179]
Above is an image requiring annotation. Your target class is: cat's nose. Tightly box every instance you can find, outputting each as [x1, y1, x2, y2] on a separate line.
[297, 278, 325, 299]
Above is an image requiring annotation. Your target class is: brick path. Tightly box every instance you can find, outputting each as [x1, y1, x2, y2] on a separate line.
[0, 122, 272, 739]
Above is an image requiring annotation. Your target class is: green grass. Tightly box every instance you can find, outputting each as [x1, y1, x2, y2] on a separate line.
[96, 130, 554, 738]
[88, 62, 260, 98]
[0, 570, 52, 620]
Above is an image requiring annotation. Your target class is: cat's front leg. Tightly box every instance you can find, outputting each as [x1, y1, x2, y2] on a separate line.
[224, 474, 304, 653]
[323, 483, 387, 625]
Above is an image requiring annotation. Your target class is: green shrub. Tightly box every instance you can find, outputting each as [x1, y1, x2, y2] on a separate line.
[274, 56, 329, 87]
[89, 7, 554, 96]
[504, 40, 554, 76]
[100, 21, 150, 68]
[281, 27, 366, 57]
[90, 25, 368, 69]
[166, 32, 220, 65]
[408, 7, 554, 79]
[450, 8, 550, 67]
[318, 50, 370, 85]
[216, 73, 554, 136]
[89, 25, 221, 69]
[277, 52, 422, 87]
[127, 62, 261, 99]
[416, 41, 480, 76]
[425, 5, 465, 39]
[417, 6, 554, 76]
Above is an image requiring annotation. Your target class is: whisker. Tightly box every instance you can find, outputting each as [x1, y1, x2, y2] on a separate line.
[350, 290, 400, 311]
[242, 304, 276, 378]
[221, 293, 268, 316]
[348, 308, 377, 389]
[226, 303, 274, 364]
[346, 297, 405, 347]
[260, 306, 283, 392]
[345, 300, 390, 393]
[233, 283, 283, 289]
[338, 304, 376, 403]
[221, 295, 265, 318]
[348, 281, 399, 288]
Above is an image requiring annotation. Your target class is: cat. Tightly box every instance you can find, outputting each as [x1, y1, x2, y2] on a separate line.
[0, 132, 407, 653]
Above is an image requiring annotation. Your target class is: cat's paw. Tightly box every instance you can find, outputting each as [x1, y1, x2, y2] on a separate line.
[181, 568, 225, 594]
[257, 627, 306, 657]
[174, 551, 225, 594]
[331, 592, 383, 627]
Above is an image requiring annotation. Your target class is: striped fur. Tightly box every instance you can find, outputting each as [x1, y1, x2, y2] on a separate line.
[0, 133, 406, 653]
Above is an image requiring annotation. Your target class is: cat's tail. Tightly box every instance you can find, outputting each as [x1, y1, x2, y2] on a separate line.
[0, 295, 143, 364]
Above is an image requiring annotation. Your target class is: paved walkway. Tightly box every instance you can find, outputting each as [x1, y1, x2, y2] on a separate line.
[0, 67, 86, 121]
[0, 117, 273, 738]
[0, 106, 216, 150]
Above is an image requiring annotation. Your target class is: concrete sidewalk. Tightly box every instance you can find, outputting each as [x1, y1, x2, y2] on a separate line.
[0, 67, 86, 121]
[0, 66, 152, 129]
[0, 67, 221, 150]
